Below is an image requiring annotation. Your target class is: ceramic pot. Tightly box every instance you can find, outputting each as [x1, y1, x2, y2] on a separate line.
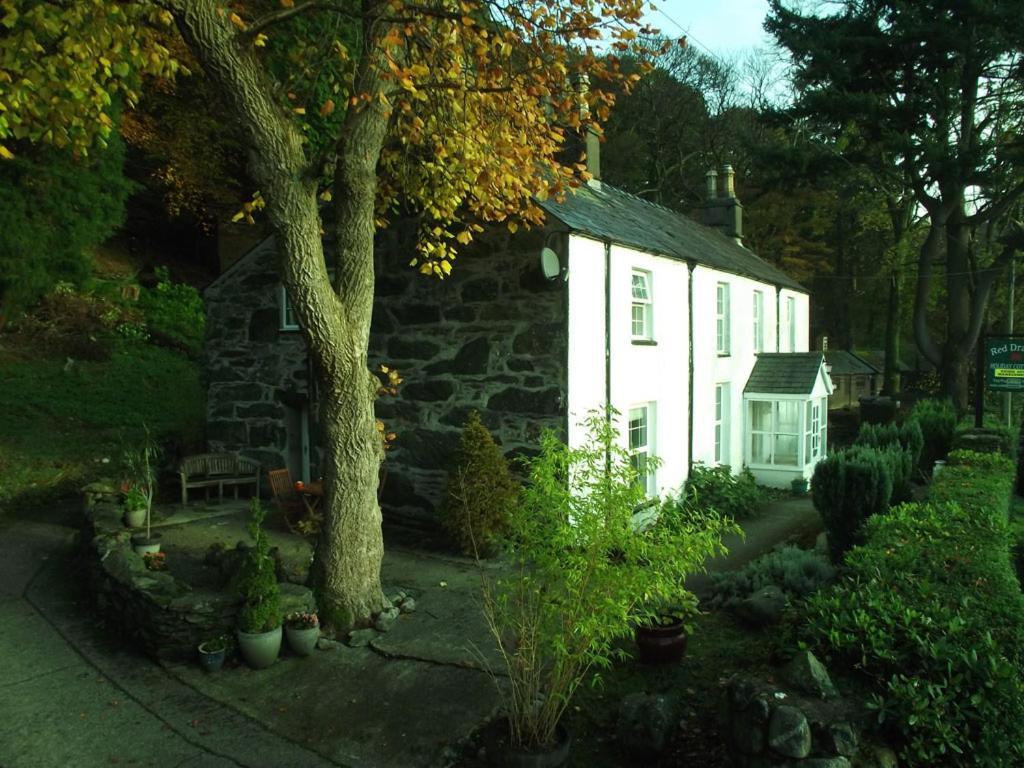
[131, 533, 162, 556]
[285, 623, 320, 657]
[635, 616, 688, 664]
[499, 723, 571, 768]
[123, 507, 146, 528]
[197, 641, 227, 673]
[236, 625, 282, 669]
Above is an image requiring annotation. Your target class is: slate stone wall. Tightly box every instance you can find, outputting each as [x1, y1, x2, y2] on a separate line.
[202, 224, 569, 530]
[203, 236, 315, 472]
[370, 224, 569, 530]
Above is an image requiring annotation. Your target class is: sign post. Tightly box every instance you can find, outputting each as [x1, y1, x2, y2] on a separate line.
[981, 335, 1024, 427]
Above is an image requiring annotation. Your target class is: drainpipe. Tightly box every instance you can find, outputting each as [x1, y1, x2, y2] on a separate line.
[775, 286, 782, 351]
[687, 260, 696, 476]
[605, 241, 613, 470]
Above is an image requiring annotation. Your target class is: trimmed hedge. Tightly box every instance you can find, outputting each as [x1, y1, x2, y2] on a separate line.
[855, 420, 923, 501]
[907, 398, 957, 475]
[803, 449, 1024, 767]
[811, 446, 892, 563]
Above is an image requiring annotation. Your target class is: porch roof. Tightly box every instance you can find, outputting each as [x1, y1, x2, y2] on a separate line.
[745, 352, 828, 395]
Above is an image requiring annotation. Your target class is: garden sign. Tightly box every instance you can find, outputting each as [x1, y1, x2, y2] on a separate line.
[984, 336, 1024, 392]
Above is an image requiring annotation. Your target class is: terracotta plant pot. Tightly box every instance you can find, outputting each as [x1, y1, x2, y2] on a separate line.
[236, 625, 282, 669]
[635, 615, 688, 664]
[285, 623, 320, 657]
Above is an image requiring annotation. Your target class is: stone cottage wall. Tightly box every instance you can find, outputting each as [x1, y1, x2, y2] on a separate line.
[203, 237, 313, 471]
[370, 224, 569, 530]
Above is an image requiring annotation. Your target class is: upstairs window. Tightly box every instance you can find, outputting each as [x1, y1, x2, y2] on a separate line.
[753, 290, 764, 353]
[279, 285, 300, 331]
[628, 404, 656, 496]
[631, 270, 653, 340]
[716, 282, 731, 355]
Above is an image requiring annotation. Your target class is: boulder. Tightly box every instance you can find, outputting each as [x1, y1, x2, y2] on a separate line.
[346, 629, 377, 648]
[784, 649, 839, 699]
[735, 585, 787, 627]
[767, 704, 812, 759]
[616, 693, 675, 758]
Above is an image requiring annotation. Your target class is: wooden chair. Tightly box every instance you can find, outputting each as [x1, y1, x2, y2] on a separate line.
[268, 468, 304, 532]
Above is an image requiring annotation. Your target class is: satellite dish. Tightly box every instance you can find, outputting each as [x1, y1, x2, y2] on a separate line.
[540, 247, 563, 281]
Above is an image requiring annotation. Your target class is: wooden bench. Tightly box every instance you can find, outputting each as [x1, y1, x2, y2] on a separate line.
[179, 453, 261, 505]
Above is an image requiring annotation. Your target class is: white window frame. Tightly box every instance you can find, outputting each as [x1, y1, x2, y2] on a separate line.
[714, 383, 730, 464]
[628, 404, 656, 497]
[753, 290, 764, 353]
[631, 269, 653, 341]
[716, 282, 731, 355]
[279, 284, 300, 331]
[747, 398, 802, 468]
[786, 296, 797, 352]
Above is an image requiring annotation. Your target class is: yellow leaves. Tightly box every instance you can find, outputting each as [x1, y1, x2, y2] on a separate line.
[507, 221, 519, 234]
[319, 190, 332, 202]
[228, 13, 247, 30]
[280, 0, 295, 6]
[319, 99, 335, 117]
[292, 107, 306, 115]
[455, 231, 473, 245]
[0, 145, 13, 160]
[254, 33, 268, 48]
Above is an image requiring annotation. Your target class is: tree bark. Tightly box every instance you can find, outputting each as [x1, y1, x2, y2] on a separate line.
[168, 0, 387, 629]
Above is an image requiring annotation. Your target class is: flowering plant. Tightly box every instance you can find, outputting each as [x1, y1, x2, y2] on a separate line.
[286, 611, 318, 630]
[123, 486, 148, 512]
[143, 551, 167, 571]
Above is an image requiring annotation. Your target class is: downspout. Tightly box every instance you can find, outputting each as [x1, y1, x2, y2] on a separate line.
[687, 260, 696, 476]
[775, 285, 782, 351]
[605, 241, 613, 471]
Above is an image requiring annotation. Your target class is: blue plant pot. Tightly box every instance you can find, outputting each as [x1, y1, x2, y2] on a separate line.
[197, 641, 226, 673]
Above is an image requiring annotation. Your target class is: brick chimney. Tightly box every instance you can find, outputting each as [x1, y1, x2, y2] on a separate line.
[701, 164, 742, 245]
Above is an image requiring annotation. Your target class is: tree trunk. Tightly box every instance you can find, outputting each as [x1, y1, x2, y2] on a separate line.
[881, 270, 900, 396]
[169, 0, 388, 629]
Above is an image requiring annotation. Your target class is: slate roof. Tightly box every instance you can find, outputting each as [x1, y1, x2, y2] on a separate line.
[824, 350, 880, 377]
[539, 182, 805, 293]
[745, 353, 827, 395]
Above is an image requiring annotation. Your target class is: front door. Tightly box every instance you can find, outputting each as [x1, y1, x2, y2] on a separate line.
[284, 402, 310, 483]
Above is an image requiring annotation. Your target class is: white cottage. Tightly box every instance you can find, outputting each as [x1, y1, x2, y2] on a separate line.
[201, 163, 829, 530]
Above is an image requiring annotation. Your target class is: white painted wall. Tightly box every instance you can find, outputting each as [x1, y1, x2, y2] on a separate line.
[566, 233, 814, 495]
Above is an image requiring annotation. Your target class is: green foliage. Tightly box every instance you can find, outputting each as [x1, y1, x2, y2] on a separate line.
[907, 399, 957, 475]
[481, 409, 738, 749]
[811, 446, 892, 563]
[0, 136, 133, 324]
[121, 426, 160, 537]
[803, 450, 1024, 767]
[684, 463, 761, 520]
[439, 411, 519, 556]
[123, 486, 147, 513]
[708, 545, 835, 607]
[233, 500, 282, 634]
[855, 421, 919, 503]
[138, 267, 205, 356]
[952, 421, 1016, 459]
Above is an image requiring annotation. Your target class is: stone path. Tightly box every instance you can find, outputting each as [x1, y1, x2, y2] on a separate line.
[0, 494, 820, 768]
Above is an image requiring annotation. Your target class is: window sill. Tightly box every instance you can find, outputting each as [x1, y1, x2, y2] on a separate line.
[280, 326, 301, 333]
[631, 339, 658, 347]
[717, 352, 731, 358]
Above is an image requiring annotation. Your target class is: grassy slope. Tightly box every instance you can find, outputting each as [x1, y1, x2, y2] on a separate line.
[0, 339, 203, 512]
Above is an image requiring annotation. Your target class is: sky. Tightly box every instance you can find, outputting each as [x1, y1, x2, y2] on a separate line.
[643, 0, 776, 59]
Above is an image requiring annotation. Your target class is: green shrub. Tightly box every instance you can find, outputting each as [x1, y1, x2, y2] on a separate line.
[803, 450, 1024, 767]
[811, 446, 892, 563]
[856, 420, 923, 474]
[439, 411, 519, 556]
[907, 398, 957, 475]
[233, 500, 282, 634]
[708, 544, 835, 607]
[138, 267, 205, 356]
[480, 409, 737, 750]
[684, 463, 761, 519]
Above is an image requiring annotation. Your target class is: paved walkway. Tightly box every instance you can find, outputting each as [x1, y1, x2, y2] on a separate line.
[0, 495, 820, 768]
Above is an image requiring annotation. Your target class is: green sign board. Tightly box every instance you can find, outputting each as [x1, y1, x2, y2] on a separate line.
[985, 337, 1024, 391]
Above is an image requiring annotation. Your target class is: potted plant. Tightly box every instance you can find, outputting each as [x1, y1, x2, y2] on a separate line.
[284, 611, 320, 657]
[634, 594, 699, 665]
[124, 428, 162, 555]
[477, 409, 737, 764]
[197, 635, 229, 673]
[123, 486, 148, 528]
[232, 499, 282, 669]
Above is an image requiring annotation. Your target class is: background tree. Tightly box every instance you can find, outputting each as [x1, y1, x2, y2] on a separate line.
[768, 0, 1024, 410]
[1, 0, 658, 628]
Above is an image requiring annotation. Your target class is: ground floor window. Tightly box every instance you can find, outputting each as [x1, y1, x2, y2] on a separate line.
[749, 397, 828, 467]
[628, 404, 656, 496]
[714, 383, 729, 464]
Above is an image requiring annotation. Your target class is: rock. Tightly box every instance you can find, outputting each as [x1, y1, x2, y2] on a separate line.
[316, 637, 342, 651]
[346, 629, 376, 647]
[815, 531, 829, 555]
[616, 693, 675, 758]
[374, 606, 400, 632]
[801, 759, 851, 768]
[767, 705, 812, 759]
[399, 597, 417, 613]
[828, 722, 858, 757]
[784, 650, 839, 699]
[386, 590, 407, 605]
[866, 744, 899, 768]
[735, 585, 787, 627]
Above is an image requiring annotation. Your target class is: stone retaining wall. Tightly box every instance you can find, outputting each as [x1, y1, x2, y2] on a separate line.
[83, 493, 314, 661]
